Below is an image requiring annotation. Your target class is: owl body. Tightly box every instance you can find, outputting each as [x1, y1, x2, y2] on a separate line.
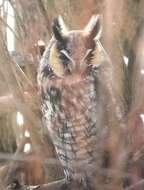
[38, 15, 109, 185]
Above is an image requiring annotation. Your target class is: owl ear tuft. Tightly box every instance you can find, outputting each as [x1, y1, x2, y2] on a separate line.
[84, 15, 102, 41]
[52, 15, 68, 42]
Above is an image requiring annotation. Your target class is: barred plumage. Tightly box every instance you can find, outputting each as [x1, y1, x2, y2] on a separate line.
[38, 15, 110, 188]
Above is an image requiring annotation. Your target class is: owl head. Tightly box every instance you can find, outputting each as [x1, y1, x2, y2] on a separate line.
[49, 15, 103, 78]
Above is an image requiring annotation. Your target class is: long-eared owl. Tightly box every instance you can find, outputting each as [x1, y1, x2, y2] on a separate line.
[38, 15, 111, 188]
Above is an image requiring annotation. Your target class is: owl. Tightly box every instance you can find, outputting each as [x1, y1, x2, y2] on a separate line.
[38, 15, 111, 189]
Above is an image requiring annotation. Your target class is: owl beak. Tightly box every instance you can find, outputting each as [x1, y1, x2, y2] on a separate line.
[68, 62, 76, 73]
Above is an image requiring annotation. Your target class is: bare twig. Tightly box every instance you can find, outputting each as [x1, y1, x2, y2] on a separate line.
[37, 0, 51, 34]
[0, 17, 19, 40]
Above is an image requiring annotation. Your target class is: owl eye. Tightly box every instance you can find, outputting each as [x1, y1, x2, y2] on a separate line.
[59, 50, 69, 63]
[60, 50, 71, 61]
[60, 50, 75, 71]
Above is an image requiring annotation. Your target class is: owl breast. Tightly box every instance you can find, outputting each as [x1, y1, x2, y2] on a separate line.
[42, 74, 104, 179]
